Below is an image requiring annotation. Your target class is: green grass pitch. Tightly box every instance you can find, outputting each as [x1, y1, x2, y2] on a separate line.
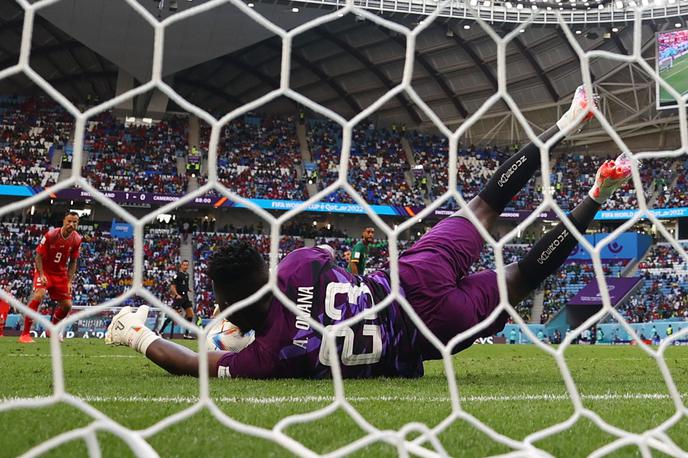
[1, 338, 687, 457]
[659, 52, 688, 103]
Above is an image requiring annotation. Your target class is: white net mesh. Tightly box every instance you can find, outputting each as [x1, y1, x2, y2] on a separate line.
[1, 0, 688, 456]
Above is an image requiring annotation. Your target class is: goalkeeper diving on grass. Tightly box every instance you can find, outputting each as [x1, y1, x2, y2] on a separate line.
[106, 86, 633, 378]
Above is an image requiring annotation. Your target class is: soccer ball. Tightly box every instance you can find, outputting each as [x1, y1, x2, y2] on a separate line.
[206, 319, 255, 352]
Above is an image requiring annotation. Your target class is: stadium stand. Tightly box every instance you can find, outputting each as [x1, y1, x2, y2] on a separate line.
[410, 132, 511, 209]
[409, 133, 677, 212]
[199, 114, 307, 200]
[655, 158, 688, 208]
[1, 99, 685, 214]
[307, 119, 417, 205]
[0, 96, 69, 188]
[619, 243, 688, 323]
[84, 112, 189, 194]
[540, 260, 628, 323]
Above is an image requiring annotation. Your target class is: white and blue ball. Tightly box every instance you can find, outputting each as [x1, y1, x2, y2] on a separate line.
[206, 319, 255, 352]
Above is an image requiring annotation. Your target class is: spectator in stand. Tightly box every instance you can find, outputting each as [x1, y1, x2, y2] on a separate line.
[83, 112, 189, 194]
[0, 96, 69, 188]
[617, 243, 688, 323]
[199, 114, 307, 201]
[307, 119, 416, 206]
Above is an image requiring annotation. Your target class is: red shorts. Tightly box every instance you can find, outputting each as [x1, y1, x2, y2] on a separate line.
[33, 271, 71, 301]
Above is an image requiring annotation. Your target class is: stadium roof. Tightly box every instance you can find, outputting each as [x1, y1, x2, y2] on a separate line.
[0, 0, 681, 142]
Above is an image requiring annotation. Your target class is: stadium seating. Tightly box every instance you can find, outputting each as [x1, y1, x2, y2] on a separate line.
[307, 120, 418, 205]
[540, 260, 628, 323]
[84, 112, 189, 194]
[409, 133, 676, 212]
[618, 243, 688, 323]
[199, 114, 307, 200]
[0, 223, 44, 306]
[410, 132, 511, 209]
[0, 97, 68, 188]
[654, 158, 688, 208]
[550, 155, 674, 211]
[1, 99, 686, 214]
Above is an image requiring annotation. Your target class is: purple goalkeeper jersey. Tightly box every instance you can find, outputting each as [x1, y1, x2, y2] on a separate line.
[216, 246, 423, 379]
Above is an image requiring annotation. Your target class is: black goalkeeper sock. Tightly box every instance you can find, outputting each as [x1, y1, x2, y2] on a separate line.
[479, 125, 562, 213]
[517, 196, 600, 289]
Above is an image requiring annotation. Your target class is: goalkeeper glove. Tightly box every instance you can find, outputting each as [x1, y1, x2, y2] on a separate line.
[105, 306, 160, 355]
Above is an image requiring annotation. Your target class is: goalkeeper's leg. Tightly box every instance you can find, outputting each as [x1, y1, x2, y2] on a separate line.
[506, 155, 633, 303]
[455, 85, 595, 231]
[401, 115, 580, 292]
[411, 155, 632, 358]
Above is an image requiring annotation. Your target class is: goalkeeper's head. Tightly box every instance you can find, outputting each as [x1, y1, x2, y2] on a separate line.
[208, 240, 271, 332]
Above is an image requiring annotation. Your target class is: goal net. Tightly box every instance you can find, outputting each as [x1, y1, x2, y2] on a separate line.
[1, 0, 687, 456]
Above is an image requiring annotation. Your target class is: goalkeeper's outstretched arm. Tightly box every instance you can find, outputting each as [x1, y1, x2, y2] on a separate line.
[104, 305, 225, 377]
[145, 339, 226, 377]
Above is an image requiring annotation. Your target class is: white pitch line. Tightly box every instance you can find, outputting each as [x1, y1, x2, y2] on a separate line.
[6, 354, 139, 358]
[0, 393, 684, 405]
[9, 354, 684, 362]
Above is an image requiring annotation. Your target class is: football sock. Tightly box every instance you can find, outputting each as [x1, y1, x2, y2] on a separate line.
[161, 316, 173, 337]
[52, 306, 70, 324]
[184, 315, 193, 336]
[22, 299, 41, 335]
[518, 196, 600, 289]
[479, 125, 562, 214]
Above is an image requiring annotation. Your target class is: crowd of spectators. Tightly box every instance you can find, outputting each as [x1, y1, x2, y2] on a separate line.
[618, 243, 688, 323]
[410, 133, 512, 209]
[3, 217, 686, 330]
[409, 133, 678, 212]
[199, 114, 307, 200]
[282, 221, 347, 238]
[307, 120, 417, 205]
[549, 155, 674, 211]
[540, 259, 628, 323]
[655, 158, 688, 208]
[2, 99, 686, 214]
[83, 113, 189, 194]
[0, 96, 69, 188]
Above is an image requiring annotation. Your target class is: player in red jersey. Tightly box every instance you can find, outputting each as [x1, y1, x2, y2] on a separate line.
[0, 292, 9, 337]
[19, 211, 83, 343]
